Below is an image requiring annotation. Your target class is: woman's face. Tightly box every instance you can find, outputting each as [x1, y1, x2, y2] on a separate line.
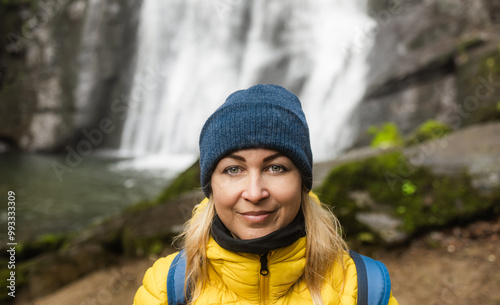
[211, 148, 302, 240]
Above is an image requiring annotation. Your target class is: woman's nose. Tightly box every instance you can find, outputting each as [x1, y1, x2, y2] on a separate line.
[241, 173, 270, 203]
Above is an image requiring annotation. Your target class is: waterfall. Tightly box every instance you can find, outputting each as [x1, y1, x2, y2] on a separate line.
[119, 0, 375, 170]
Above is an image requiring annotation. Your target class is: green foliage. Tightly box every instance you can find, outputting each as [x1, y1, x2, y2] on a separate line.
[404, 120, 452, 146]
[368, 123, 403, 149]
[314, 151, 499, 245]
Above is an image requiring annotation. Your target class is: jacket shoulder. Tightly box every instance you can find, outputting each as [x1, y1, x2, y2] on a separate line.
[133, 252, 179, 305]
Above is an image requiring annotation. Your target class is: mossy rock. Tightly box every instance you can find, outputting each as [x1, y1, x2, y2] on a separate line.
[121, 228, 176, 257]
[154, 159, 201, 204]
[404, 120, 452, 146]
[127, 159, 201, 211]
[314, 151, 500, 246]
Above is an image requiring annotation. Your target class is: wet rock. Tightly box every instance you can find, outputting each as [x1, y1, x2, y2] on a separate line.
[0, 0, 141, 152]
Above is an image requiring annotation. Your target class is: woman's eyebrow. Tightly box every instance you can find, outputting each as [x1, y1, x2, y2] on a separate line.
[263, 152, 284, 162]
[225, 154, 246, 161]
[225, 152, 284, 162]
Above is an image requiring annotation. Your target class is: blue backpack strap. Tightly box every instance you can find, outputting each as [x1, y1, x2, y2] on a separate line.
[166, 250, 187, 305]
[350, 250, 369, 305]
[350, 250, 391, 305]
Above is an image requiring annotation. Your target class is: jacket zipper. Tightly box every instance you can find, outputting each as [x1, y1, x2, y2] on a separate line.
[259, 252, 269, 305]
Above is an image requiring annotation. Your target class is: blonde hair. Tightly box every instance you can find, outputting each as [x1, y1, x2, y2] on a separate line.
[174, 190, 347, 305]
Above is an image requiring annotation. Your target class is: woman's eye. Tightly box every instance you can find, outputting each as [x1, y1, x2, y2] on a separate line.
[224, 166, 241, 175]
[268, 165, 285, 173]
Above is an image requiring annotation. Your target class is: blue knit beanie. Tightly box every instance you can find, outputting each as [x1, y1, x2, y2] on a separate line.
[199, 84, 313, 197]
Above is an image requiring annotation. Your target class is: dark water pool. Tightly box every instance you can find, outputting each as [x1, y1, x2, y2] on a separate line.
[0, 153, 178, 243]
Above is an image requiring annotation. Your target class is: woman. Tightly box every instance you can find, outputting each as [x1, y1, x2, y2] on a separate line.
[133, 84, 399, 305]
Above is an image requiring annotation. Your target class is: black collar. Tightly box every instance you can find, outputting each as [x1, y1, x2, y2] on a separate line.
[211, 210, 306, 254]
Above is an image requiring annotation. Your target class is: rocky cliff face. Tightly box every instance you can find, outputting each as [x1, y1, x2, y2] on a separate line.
[351, 0, 500, 146]
[0, 0, 140, 152]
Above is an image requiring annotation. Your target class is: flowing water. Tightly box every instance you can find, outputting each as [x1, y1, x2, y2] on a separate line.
[120, 0, 375, 165]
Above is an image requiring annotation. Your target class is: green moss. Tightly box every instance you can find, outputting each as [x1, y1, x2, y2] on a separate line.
[368, 122, 404, 149]
[314, 151, 500, 245]
[404, 120, 452, 146]
[5, 233, 68, 261]
[121, 228, 175, 257]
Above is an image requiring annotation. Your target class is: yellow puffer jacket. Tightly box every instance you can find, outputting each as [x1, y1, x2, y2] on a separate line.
[133, 236, 398, 304]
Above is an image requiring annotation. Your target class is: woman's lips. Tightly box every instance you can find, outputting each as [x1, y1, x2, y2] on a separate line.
[239, 210, 276, 223]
